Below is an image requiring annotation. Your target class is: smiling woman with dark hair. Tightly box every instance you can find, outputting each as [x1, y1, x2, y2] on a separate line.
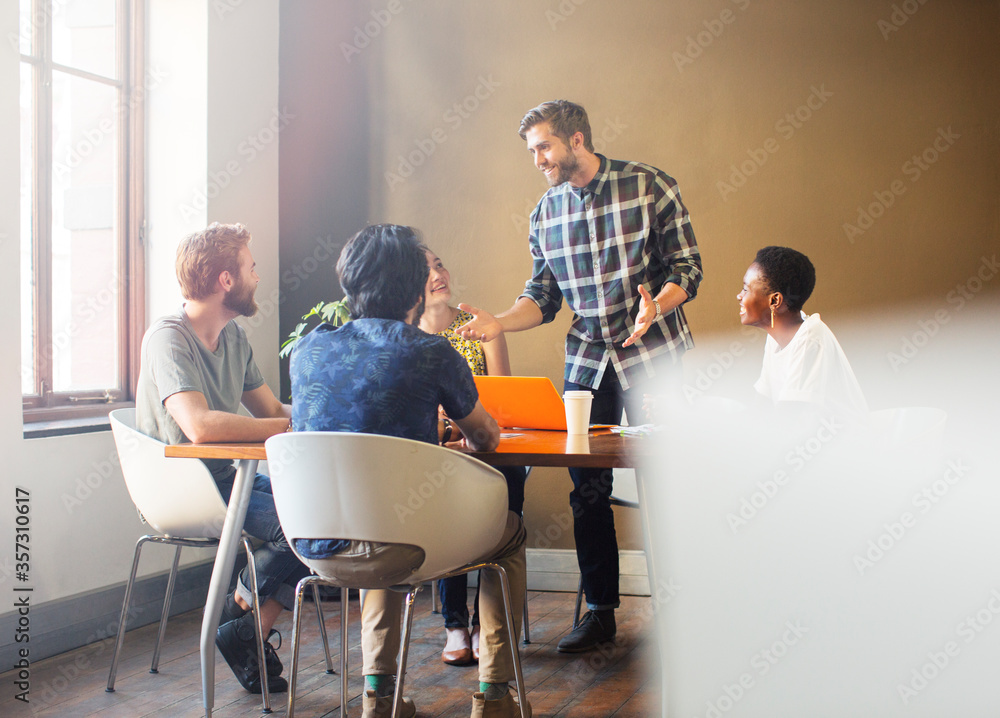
[738, 246, 868, 420]
[419, 247, 528, 669]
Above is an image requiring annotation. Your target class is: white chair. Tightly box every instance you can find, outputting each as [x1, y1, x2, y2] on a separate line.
[105, 409, 332, 712]
[266, 431, 529, 718]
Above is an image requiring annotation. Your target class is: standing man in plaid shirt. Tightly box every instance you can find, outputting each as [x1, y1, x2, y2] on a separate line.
[458, 99, 702, 653]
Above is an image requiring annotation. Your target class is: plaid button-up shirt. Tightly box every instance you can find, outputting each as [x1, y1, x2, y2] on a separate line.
[519, 155, 703, 391]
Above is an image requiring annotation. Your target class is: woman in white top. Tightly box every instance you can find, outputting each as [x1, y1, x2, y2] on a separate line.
[737, 246, 868, 420]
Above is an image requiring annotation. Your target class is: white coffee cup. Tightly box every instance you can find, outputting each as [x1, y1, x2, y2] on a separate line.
[563, 390, 593, 435]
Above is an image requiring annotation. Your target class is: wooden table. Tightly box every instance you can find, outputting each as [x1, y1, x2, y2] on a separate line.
[166, 428, 647, 717]
[166, 428, 642, 467]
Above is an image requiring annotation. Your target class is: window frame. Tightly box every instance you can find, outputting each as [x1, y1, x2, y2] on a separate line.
[20, 0, 145, 425]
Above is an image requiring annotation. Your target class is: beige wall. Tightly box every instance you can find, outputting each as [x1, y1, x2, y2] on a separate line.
[364, 0, 999, 550]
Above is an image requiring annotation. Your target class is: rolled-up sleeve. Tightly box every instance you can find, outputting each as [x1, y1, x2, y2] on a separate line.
[518, 219, 563, 324]
[653, 177, 703, 300]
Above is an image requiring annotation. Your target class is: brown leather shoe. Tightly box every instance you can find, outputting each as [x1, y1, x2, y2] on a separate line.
[471, 624, 481, 662]
[443, 627, 474, 665]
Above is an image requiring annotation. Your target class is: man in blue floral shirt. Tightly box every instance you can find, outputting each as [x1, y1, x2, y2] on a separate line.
[290, 224, 529, 718]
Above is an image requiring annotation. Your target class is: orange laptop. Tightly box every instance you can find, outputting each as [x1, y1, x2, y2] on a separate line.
[474, 375, 567, 431]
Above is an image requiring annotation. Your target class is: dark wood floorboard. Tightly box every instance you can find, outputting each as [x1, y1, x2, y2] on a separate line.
[0, 589, 658, 717]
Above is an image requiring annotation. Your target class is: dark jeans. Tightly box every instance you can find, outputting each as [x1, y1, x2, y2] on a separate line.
[438, 464, 527, 629]
[215, 471, 312, 611]
[565, 365, 653, 612]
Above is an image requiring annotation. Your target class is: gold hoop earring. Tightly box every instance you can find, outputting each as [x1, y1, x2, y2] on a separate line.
[770, 307, 775, 328]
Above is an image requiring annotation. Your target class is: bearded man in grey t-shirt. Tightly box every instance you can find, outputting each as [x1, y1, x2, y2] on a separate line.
[136, 222, 307, 696]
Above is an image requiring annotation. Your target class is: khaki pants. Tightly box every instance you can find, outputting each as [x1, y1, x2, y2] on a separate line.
[358, 511, 526, 684]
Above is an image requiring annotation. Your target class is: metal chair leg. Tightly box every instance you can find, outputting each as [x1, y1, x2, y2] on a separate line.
[392, 587, 419, 718]
[492, 564, 529, 718]
[431, 579, 439, 613]
[312, 583, 335, 674]
[522, 581, 531, 645]
[149, 545, 183, 673]
[288, 578, 347, 718]
[286, 576, 310, 718]
[341, 587, 349, 718]
[106, 535, 151, 692]
[243, 538, 272, 713]
[573, 574, 584, 628]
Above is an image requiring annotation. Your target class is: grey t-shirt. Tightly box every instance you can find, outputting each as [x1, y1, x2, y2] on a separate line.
[136, 306, 265, 477]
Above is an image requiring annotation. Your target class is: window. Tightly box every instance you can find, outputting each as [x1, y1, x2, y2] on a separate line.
[19, 0, 144, 424]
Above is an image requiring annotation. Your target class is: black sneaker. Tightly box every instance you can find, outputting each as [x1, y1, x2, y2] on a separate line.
[215, 614, 287, 694]
[219, 591, 248, 626]
[263, 629, 283, 677]
[556, 609, 616, 653]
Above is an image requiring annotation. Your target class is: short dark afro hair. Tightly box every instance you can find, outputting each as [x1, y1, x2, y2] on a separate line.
[753, 246, 816, 313]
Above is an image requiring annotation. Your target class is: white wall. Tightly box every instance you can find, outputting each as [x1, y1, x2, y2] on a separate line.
[0, 0, 282, 617]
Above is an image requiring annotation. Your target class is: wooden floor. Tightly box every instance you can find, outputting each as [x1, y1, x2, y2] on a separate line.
[1, 589, 659, 717]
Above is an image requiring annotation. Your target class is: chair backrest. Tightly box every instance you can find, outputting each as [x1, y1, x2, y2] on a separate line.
[109, 408, 229, 539]
[265, 432, 508, 582]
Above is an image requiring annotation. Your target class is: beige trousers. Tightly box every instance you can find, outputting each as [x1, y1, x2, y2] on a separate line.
[358, 511, 526, 684]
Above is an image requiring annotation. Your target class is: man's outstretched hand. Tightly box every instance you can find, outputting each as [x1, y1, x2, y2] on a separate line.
[623, 285, 656, 347]
[456, 303, 504, 343]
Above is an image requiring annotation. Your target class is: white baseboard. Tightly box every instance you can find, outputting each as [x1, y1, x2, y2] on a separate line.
[523, 548, 650, 596]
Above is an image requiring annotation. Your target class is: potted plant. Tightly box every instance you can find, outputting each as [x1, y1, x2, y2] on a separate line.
[279, 298, 351, 359]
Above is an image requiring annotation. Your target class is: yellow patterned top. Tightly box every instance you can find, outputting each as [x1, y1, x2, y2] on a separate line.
[438, 309, 486, 376]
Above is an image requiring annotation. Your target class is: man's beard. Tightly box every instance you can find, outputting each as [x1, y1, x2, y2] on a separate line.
[223, 277, 258, 317]
[546, 151, 580, 186]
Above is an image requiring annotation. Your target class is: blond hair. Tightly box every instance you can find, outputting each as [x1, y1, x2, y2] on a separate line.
[175, 222, 251, 300]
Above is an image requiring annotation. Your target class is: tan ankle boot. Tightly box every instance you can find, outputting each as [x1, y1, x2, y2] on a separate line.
[470, 690, 532, 718]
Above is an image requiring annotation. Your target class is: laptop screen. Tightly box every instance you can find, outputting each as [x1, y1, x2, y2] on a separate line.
[473, 376, 567, 431]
